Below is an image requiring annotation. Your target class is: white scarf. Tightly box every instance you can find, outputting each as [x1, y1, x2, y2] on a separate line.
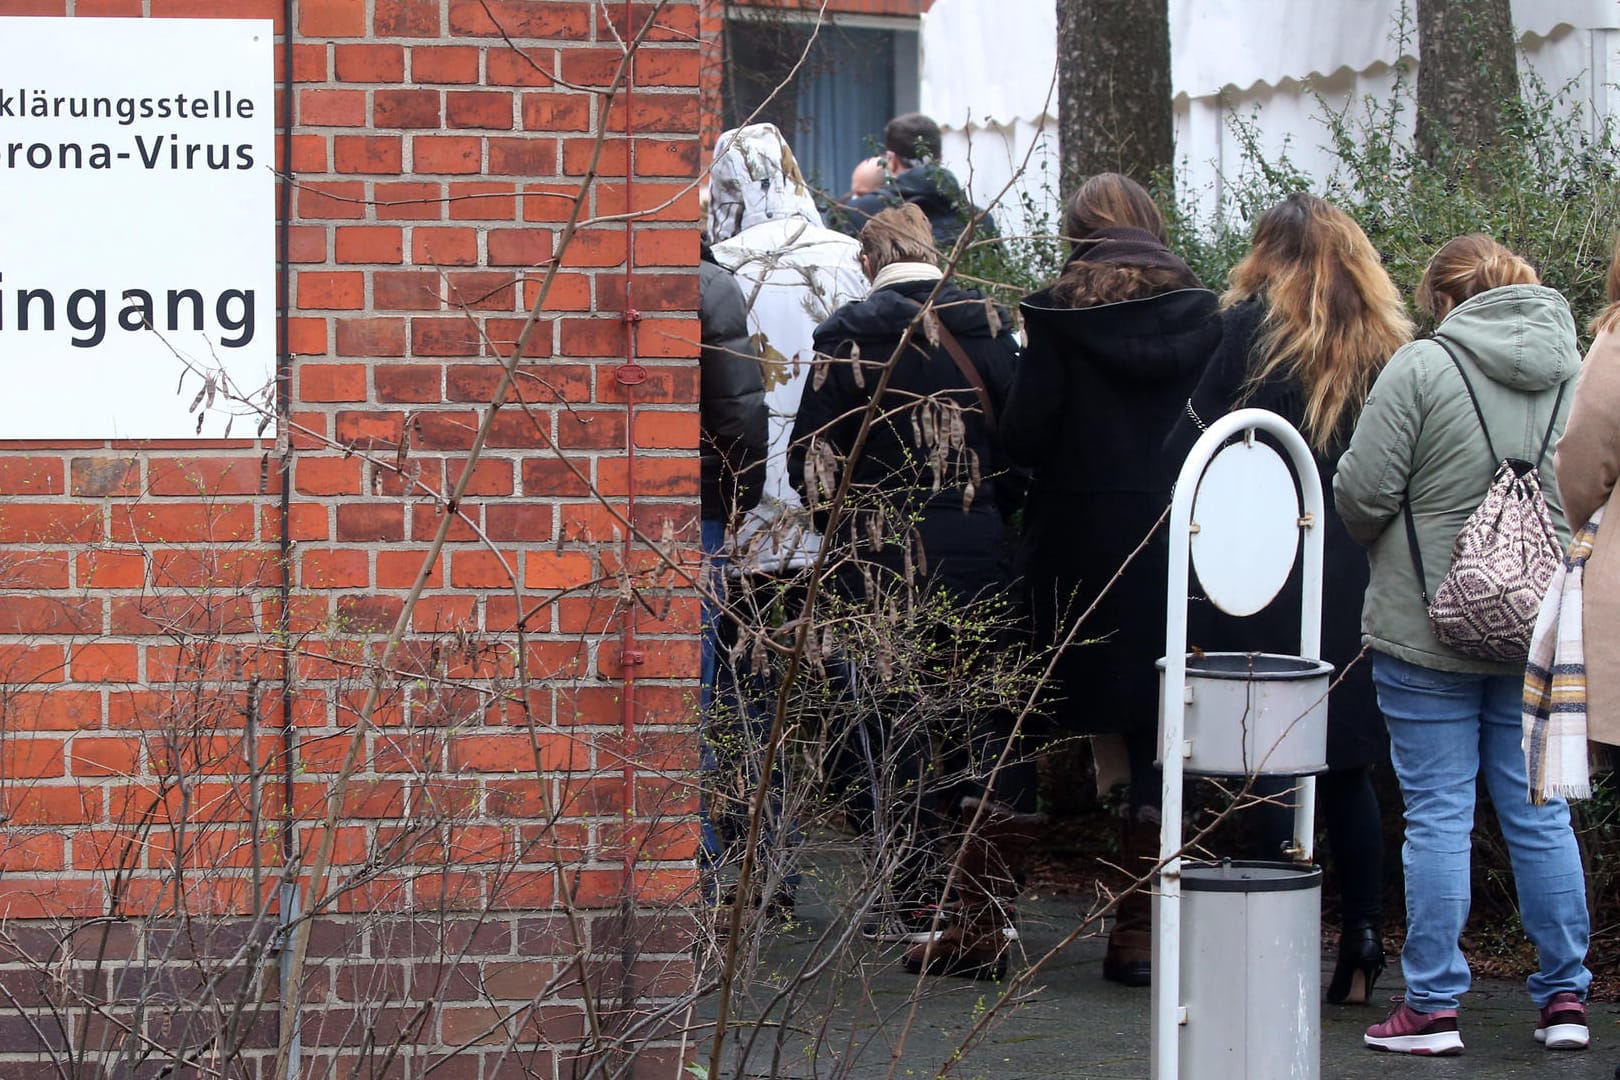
[869, 261, 944, 292]
[1523, 503, 1603, 803]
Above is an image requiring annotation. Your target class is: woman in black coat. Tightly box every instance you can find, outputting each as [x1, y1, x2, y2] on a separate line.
[789, 205, 1036, 981]
[1165, 193, 1414, 1005]
[1002, 173, 1220, 986]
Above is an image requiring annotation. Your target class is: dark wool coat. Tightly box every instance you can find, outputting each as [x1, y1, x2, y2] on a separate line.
[1165, 298, 1383, 769]
[699, 250, 768, 522]
[1004, 287, 1221, 735]
[788, 278, 1019, 603]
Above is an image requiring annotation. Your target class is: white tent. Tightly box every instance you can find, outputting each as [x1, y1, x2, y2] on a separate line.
[920, 0, 1619, 237]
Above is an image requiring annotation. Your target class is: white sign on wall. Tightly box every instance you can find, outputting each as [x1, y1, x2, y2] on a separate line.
[0, 17, 275, 439]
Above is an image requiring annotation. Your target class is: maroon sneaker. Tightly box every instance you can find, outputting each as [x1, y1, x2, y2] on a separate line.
[1534, 991, 1589, 1050]
[1364, 997, 1464, 1055]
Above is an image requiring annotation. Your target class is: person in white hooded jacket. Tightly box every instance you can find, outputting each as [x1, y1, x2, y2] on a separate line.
[700, 123, 867, 919]
[708, 122, 869, 575]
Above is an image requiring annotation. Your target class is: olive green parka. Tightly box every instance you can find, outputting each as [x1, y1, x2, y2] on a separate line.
[1334, 284, 1579, 674]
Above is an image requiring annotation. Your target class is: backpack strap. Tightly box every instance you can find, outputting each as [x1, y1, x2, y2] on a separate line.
[1400, 498, 1431, 606]
[1535, 379, 1568, 468]
[1431, 336, 1498, 466]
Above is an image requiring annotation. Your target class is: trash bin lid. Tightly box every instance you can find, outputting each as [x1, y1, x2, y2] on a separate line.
[1155, 652, 1334, 681]
[1191, 439, 1300, 617]
[1180, 859, 1323, 893]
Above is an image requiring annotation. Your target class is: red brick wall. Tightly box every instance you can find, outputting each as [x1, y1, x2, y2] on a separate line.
[0, 1, 701, 1076]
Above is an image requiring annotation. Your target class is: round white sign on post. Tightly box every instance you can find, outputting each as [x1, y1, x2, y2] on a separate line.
[1190, 438, 1300, 616]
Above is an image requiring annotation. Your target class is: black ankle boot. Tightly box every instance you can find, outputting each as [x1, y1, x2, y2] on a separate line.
[1325, 920, 1385, 1005]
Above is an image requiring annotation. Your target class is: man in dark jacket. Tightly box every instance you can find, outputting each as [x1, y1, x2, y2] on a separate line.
[697, 244, 779, 908]
[699, 243, 768, 526]
[838, 113, 999, 253]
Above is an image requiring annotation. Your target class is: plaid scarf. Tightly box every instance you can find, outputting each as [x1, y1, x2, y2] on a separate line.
[1523, 504, 1604, 804]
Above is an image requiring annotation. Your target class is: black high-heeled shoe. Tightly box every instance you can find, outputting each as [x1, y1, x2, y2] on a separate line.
[1326, 922, 1386, 1005]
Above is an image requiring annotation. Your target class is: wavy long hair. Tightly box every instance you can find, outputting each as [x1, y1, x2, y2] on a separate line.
[1223, 193, 1413, 452]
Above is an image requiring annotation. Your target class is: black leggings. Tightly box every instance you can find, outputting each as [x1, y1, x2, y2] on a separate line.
[1123, 725, 1382, 929]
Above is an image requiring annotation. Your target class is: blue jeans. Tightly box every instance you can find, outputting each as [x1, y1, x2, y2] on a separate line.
[698, 519, 731, 894]
[1373, 652, 1590, 1011]
[699, 519, 726, 721]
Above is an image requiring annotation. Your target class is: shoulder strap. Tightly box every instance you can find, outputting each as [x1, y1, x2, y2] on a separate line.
[907, 300, 998, 435]
[934, 322, 998, 434]
[1431, 336, 1497, 465]
[1401, 497, 1430, 605]
[1535, 379, 1568, 468]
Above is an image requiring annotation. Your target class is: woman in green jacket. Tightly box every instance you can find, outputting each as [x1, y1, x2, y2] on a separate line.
[1335, 235, 1590, 1056]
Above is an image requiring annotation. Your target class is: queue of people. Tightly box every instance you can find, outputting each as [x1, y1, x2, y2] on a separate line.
[695, 114, 1616, 1060]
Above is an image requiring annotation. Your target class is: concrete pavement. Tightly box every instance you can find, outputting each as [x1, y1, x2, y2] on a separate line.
[702, 842, 1616, 1079]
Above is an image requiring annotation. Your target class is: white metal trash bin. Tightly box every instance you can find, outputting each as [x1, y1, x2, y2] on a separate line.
[1176, 860, 1322, 1080]
[1157, 652, 1333, 777]
[1154, 410, 1329, 1080]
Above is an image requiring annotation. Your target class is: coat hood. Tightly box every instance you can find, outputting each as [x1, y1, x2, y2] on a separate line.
[708, 123, 825, 244]
[815, 279, 1009, 345]
[1020, 288, 1222, 383]
[1434, 283, 1580, 391]
[889, 165, 966, 227]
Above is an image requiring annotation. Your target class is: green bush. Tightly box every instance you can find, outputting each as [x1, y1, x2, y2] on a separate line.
[1165, 62, 1620, 337]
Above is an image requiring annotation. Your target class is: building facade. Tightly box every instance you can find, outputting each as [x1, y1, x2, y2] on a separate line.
[0, 1, 703, 1077]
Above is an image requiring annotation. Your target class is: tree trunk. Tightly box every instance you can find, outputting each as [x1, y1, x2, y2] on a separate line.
[1056, 0, 1174, 196]
[1416, 0, 1518, 171]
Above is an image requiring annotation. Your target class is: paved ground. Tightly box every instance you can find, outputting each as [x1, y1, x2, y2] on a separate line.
[701, 846, 1617, 1079]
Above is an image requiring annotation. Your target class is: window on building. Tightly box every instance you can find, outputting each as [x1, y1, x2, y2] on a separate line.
[723, 12, 920, 206]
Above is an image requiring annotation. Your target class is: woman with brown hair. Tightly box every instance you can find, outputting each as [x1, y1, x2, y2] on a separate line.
[1169, 192, 1413, 1005]
[1336, 234, 1590, 1054]
[1003, 172, 1221, 986]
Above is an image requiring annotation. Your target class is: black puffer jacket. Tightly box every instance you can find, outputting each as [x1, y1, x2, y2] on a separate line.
[699, 250, 768, 522]
[1004, 286, 1220, 734]
[842, 165, 999, 251]
[788, 277, 1019, 601]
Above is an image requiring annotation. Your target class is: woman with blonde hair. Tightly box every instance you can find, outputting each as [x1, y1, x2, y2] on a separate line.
[1170, 192, 1413, 1005]
[1336, 234, 1589, 1054]
[1003, 172, 1218, 986]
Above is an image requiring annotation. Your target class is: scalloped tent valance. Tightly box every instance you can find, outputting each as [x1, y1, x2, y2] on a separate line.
[921, 0, 1613, 132]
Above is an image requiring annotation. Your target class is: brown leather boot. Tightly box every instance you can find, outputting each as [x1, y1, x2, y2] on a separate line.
[904, 797, 1045, 981]
[1101, 806, 1157, 986]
